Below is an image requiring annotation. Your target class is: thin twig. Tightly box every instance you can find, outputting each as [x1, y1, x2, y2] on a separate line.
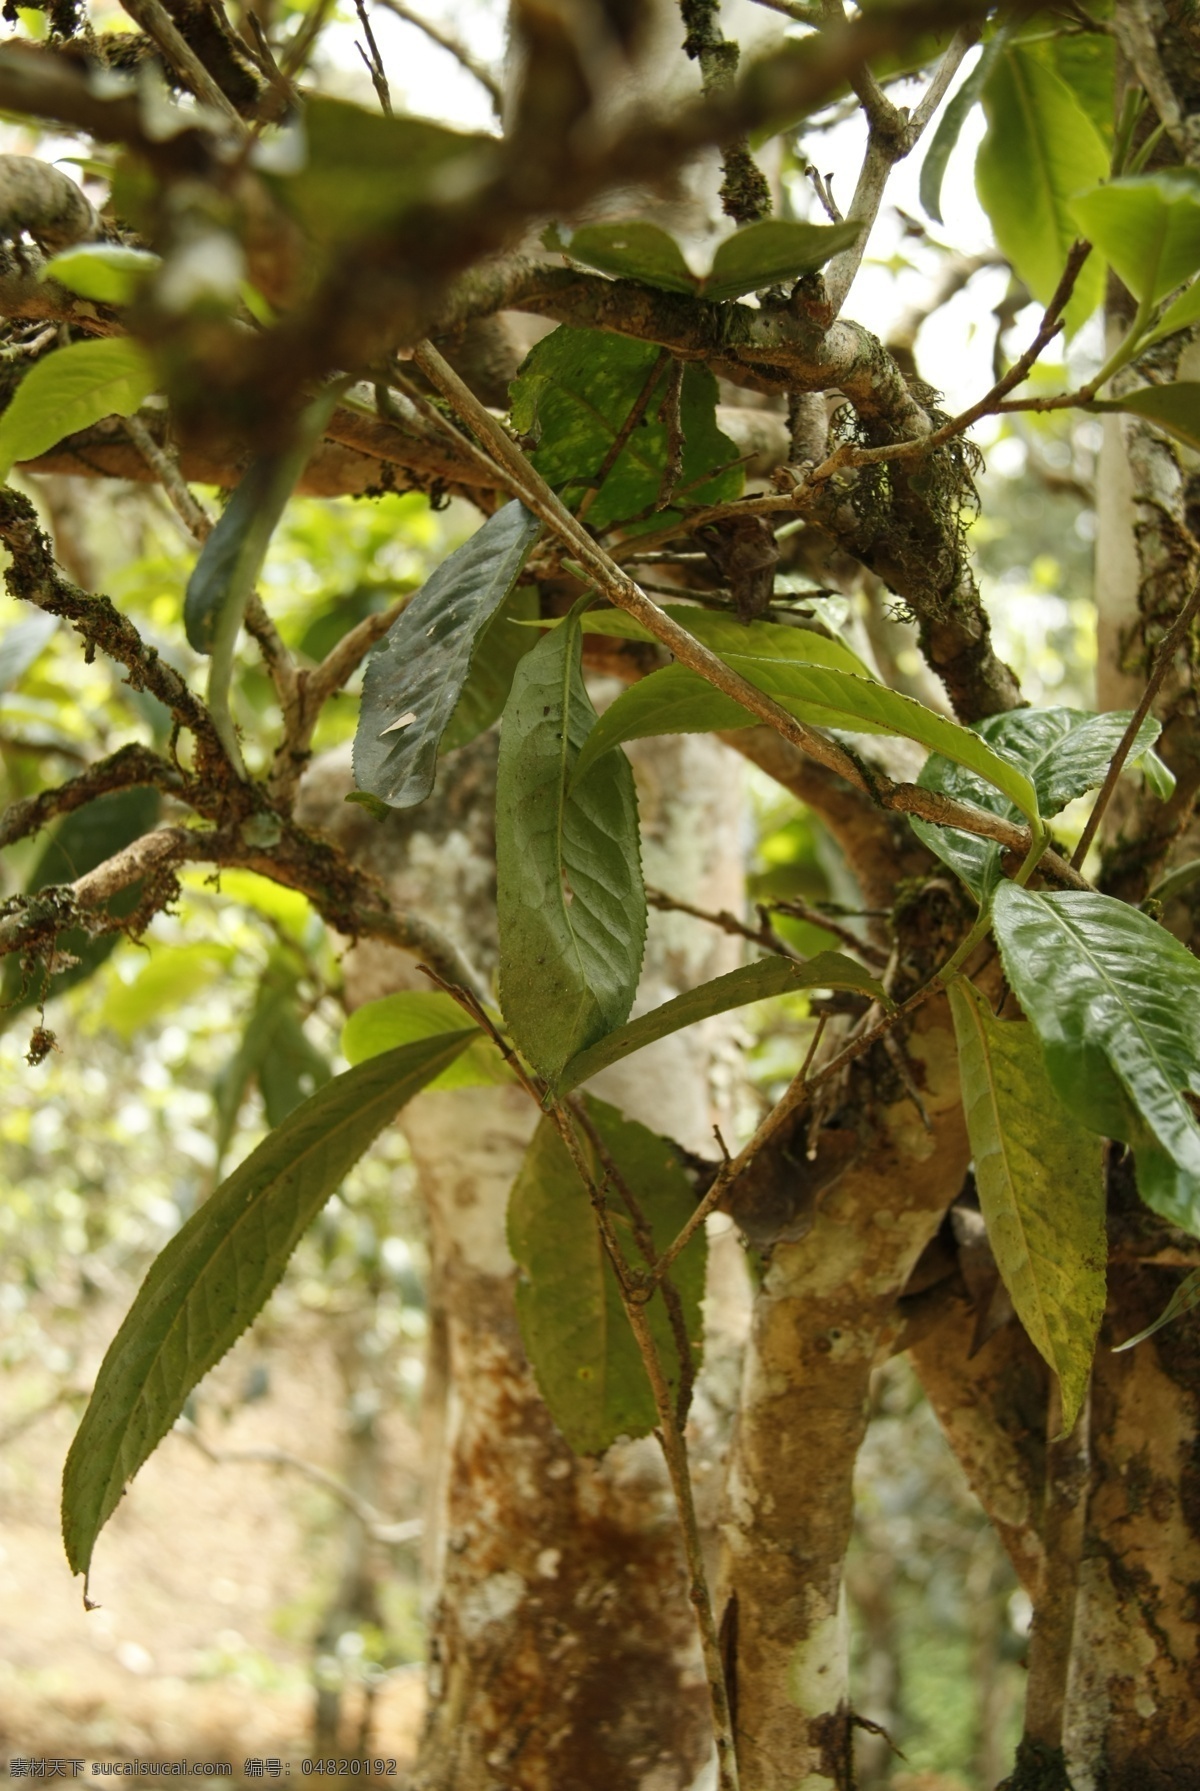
[125, 413, 214, 542]
[117, 0, 248, 131]
[1071, 572, 1200, 868]
[354, 0, 393, 116]
[374, 0, 504, 115]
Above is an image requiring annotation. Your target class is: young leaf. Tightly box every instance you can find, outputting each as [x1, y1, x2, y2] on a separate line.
[571, 658, 1040, 823]
[993, 883, 1200, 1238]
[975, 44, 1107, 336]
[920, 33, 1006, 223]
[496, 606, 646, 1083]
[62, 1030, 476, 1585]
[508, 1097, 706, 1456]
[1070, 172, 1200, 307]
[556, 951, 889, 1095]
[341, 989, 511, 1089]
[913, 706, 1164, 897]
[1090, 383, 1200, 453]
[1113, 1267, 1200, 1352]
[0, 338, 156, 481]
[509, 328, 741, 531]
[353, 501, 540, 807]
[701, 218, 861, 301]
[948, 979, 1105, 1432]
[42, 243, 161, 305]
[574, 604, 874, 677]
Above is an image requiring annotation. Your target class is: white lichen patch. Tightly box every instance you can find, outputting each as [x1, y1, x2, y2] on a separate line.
[458, 1569, 526, 1640]
[787, 1584, 850, 1716]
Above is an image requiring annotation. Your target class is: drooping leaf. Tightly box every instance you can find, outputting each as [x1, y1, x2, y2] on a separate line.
[0, 787, 161, 1022]
[0, 338, 156, 481]
[556, 951, 889, 1095]
[1071, 172, 1200, 306]
[701, 218, 861, 300]
[948, 978, 1106, 1432]
[1090, 383, 1200, 453]
[496, 605, 646, 1083]
[439, 583, 541, 756]
[558, 217, 859, 302]
[353, 501, 540, 806]
[42, 243, 161, 305]
[62, 1030, 476, 1584]
[274, 97, 495, 244]
[571, 658, 1039, 823]
[1113, 1267, 1200, 1352]
[913, 706, 1164, 897]
[572, 604, 874, 677]
[508, 1097, 705, 1455]
[341, 989, 511, 1089]
[975, 44, 1108, 336]
[509, 327, 741, 531]
[993, 883, 1200, 1238]
[921, 33, 1006, 225]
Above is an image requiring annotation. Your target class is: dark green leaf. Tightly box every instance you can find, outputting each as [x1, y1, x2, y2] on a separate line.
[508, 1097, 705, 1455]
[509, 327, 741, 531]
[556, 951, 888, 1095]
[1091, 382, 1200, 452]
[275, 98, 495, 244]
[496, 605, 646, 1082]
[62, 1029, 476, 1584]
[569, 663, 754, 782]
[560, 220, 697, 293]
[341, 988, 511, 1089]
[993, 883, 1200, 1237]
[949, 978, 1105, 1431]
[440, 584, 541, 756]
[1, 787, 161, 1021]
[42, 243, 160, 305]
[353, 501, 540, 806]
[920, 34, 1005, 224]
[0, 338, 156, 480]
[213, 960, 331, 1170]
[701, 218, 861, 301]
[1113, 1267, 1200, 1352]
[913, 706, 1163, 897]
[975, 45, 1107, 336]
[1071, 172, 1200, 306]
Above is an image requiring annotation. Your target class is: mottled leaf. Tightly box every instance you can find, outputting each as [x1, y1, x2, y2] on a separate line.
[62, 1030, 476, 1584]
[556, 951, 888, 1095]
[949, 978, 1106, 1431]
[508, 1097, 705, 1455]
[353, 501, 540, 806]
[496, 605, 646, 1082]
[993, 883, 1200, 1238]
[0, 338, 155, 481]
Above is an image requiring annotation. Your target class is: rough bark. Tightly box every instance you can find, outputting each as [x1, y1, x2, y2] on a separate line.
[720, 997, 970, 1790]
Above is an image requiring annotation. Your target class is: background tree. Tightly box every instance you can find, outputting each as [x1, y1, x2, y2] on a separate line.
[2, 2, 1200, 1788]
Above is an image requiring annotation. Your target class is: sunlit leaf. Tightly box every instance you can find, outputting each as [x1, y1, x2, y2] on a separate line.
[1090, 382, 1200, 453]
[556, 951, 888, 1095]
[353, 500, 540, 807]
[62, 1030, 476, 1585]
[42, 243, 160, 305]
[572, 604, 873, 677]
[0, 338, 156, 481]
[1071, 171, 1200, 306]
[949, 978, 1105, 1431]
[508, 1097, 705, 1455]
[496, 604, 646, 1082]
[341, 989, 511, 1088]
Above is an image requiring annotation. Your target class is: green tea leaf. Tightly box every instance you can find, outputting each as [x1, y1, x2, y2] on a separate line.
[354, 501, 540, 806]
[341, 989, 511, 1088]
[561, 220, 697, 293]
[508, 1097, 705, 1455]
[572, 658, 1039, 822]
[62, 1030, 476, 1584]
[574, 604, 873, 677]
[701, 218, 861, 300]
[1141, 278, 1200, 351]
[913, 706, 1163, 897]
[993, 883, 1200, 1238]
[0, 338, 155, 481]
[921, 34, 1005, 224]
[1091, 382, 1200, 452]
[975, 45, 1107, 336]
[556, 951, 888, 1095]
[948, 978, 1105, 1432]
[509, 327, 741, 531]
[42, 243, 160, 305]
[496, 605, 646, 1082]
[1071, 172, 1200, 306]
[1113, 1267, 1200, 1352]
[440, 583, 541, 756]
